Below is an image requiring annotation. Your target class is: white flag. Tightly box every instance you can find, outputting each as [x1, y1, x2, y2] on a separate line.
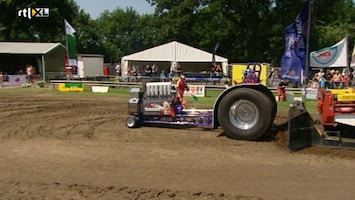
[310, 37, 348, 68]
[64, 19, 75, 35]
[64, 19, 77, 66]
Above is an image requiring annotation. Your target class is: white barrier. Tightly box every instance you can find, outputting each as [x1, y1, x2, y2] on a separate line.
[302, 87, 318, 100]
[91, 86, 109, 93]
[8, 75, 26, 86]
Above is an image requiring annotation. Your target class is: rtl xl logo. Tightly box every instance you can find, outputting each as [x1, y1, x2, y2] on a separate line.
[18, 7, 50, 19]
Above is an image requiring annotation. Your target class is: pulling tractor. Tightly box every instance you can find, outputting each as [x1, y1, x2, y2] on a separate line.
[126, 81, 277, 141]
[126, 77, 355, 150]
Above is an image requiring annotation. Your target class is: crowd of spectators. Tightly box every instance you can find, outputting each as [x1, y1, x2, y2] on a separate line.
[122, 64, 175, 82]
[309, 68, 355, 89]
[122, 63, 223, 83]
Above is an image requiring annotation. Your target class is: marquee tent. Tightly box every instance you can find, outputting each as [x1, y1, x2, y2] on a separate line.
[0, 42, 66, 80]
[120, 41, 228, 75]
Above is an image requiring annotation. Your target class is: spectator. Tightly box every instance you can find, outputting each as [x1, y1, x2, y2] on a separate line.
[25, 64, 34, 84]
[342, 68, 349, 77]
[131, 65, 138, 75]
[151, 64, 158, 74]
[342, 73, 350, 88]
[317, 68, 325, 80]
[332, 70, 342, 89]
[160, 70, 166, 82]
[211, 64, 216, 74]
[144, 64, 152, 77]
[324, 69, 332, 89]
[311, 73, 319, 88]
[123, 67, 130, 82]
[0, 71, 3, 88]
[215, 63, 222, 76]
[115, 63, 121, 76]
[168, 70, 174, 81]
[176, 64, 182, 76]
[341, 68, 351, 87]
[318, 73, 326, 89]
[277, 79, 288, 102]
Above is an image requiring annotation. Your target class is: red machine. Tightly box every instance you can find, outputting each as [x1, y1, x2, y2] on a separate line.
[317, 88, 355, 126]
[288, 88, 355, 151]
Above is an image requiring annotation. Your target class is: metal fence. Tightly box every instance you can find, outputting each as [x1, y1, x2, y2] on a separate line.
[49, 79, 304, 94]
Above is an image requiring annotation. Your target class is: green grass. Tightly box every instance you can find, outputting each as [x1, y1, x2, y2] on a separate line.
[277, 100, 317, 113]
[186, 90, 223, 108]
[0, 85, 318, 113]
[0, 85, 130, 96]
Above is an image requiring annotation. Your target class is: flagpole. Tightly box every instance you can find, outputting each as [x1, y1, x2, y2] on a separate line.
[302, 0, 313, 104]
[64, 19, 69, 64]
[345, 34, 351, 87]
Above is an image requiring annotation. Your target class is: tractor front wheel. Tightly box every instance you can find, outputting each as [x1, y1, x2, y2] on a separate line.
[126, 115, 140, 128]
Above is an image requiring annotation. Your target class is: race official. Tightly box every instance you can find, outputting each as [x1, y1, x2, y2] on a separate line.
[176, 75, 188, 108]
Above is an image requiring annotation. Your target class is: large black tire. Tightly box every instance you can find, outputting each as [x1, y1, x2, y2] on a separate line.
[217, 88, 274, 140]
[126, 115, 140, 128]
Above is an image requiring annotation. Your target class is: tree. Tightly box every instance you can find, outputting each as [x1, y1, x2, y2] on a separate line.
[0, 0, 79, 42]
[93, 8, 157, 63]
[2, 0, 354, 67]
[311, 0, 355, 49]
[147, 0, 277, 62]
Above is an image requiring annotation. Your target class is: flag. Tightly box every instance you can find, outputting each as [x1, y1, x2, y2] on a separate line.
[280, 1, 310, 82]
[351, 44, 355, 67]
[64, 19, 77, 66]
[310, 37, 348, 68]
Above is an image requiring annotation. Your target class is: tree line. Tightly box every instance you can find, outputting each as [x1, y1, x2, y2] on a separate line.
[1, 0, 354, 65]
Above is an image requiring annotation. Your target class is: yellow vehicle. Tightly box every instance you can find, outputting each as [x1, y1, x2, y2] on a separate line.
[229, 62, 270, 86]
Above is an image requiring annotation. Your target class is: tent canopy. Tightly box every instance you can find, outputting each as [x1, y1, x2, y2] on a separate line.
[0, 42, 66, 80]
[121, 41, 228, 75]
[0, 42, 64, 55]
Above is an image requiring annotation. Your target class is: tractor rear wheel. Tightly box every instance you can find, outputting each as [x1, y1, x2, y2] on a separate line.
[217, 87, 274, 140]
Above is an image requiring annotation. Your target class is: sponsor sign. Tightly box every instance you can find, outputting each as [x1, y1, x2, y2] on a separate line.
[8, 75, 26, 86]
[185, 85, 205, 97]
[58, 82, 83, 92]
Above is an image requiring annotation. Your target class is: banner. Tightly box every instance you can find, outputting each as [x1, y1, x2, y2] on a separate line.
[280, 1, 310, 82]
[310, 37, 348, 68]
[8, 75, 26, 86]
[184, 85, 205, 97]
[64, 19, 77, 66]
[58, 82, 83, 92]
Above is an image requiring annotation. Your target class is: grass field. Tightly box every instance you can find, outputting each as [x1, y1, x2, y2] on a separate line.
[0, 85, 318, 113]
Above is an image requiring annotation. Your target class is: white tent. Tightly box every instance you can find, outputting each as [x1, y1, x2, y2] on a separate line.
[120, 41, 228, 75]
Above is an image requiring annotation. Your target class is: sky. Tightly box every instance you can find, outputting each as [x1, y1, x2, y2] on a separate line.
[74, 0, 155, 19]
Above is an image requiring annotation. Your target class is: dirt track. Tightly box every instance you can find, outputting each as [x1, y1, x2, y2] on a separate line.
[1, 88, 355, 200]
